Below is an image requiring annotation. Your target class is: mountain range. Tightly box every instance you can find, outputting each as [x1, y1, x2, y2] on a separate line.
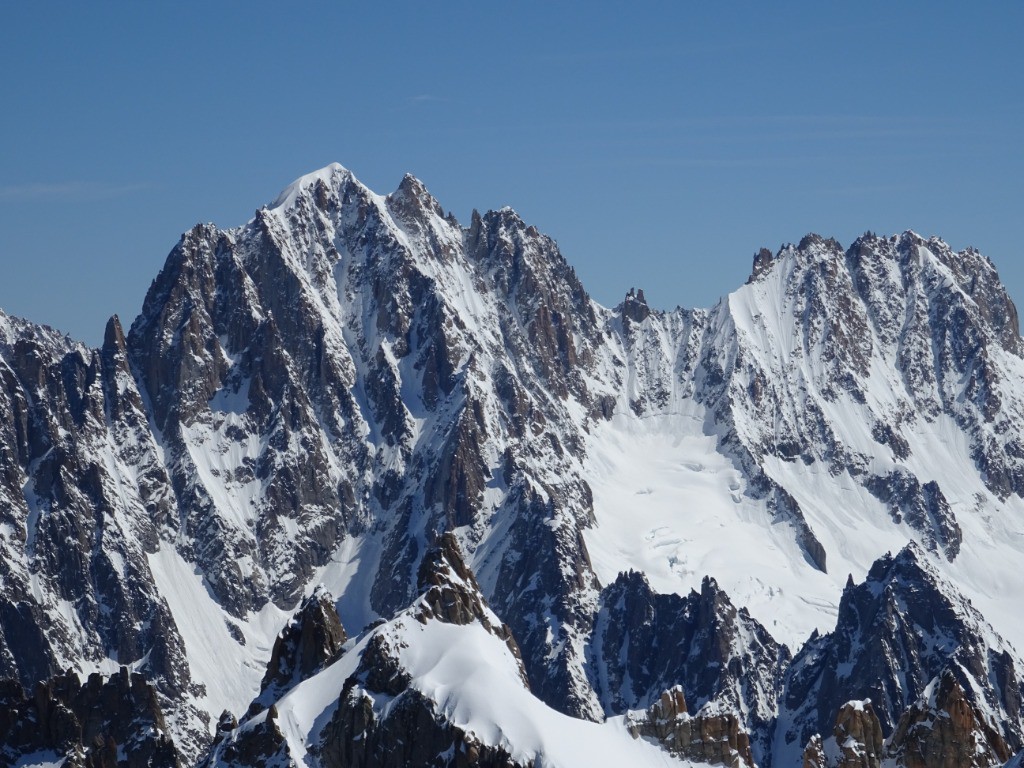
[2, 163, 1024, 768]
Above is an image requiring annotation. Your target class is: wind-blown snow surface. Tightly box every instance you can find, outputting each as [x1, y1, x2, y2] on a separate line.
[6, 162, 1024, 766]
[581, 402, 1024, 653]
[582, 409, 838, 648]
[242, 611, 687, 768]
[147, 546, 289, 720]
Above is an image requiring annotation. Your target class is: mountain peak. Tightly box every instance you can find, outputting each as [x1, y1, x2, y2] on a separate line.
[7, 163, 1024, 768]
[747, 247, 775, 283]
[746, 234, 845, 285]
[493, 204, 524, 222]
[270, 162, 354, 210]
[861, 542, 928, 588]
[387, 171, 444, 220]
[619, 287, 651, 325]
[796, 233, 842, 253]
[395, 171, 426, 195]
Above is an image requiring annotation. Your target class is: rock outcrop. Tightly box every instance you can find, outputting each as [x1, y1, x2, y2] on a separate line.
[627, 685, 754, 768]
[802, 734, 826, 768]
[864, 469, 961, 561]
[414, 533, 528, 679]
[886, 670, 1011, 768]
[320, 681, 527, 768]
[0, 668, 179, 768]
[592, 570, 789, 762]
[255, 586, 347, 709]
[777, 545, 1024, 767]
[833, 700, 884, 768]
[208, 705, 287, 768]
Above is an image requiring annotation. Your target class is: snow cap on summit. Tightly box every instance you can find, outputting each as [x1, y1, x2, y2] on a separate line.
[395, 172, 427, 194]
[271, 162, 353, 210]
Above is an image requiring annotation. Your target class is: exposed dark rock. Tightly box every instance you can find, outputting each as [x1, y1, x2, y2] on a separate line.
[777, 545, 1024, 765]
[255, 586, 347, 708]
[0, 668, 179, 768]
[833, 700, 884, 768]
[486, 481, 601, 720]
[214, 710, 237, 741]
[748, 247, 776, 283]
[424, 399, 489, 529]
[802, 734, 826, 768]
[237, 546, 534, 768]
[465, 205, 599, 396]
[870, 421, 911, 461]
[886, 670, 1011, 768]
[864, 470, 962, 560]
[765, 482, 828, 573]
[620, 287, 651, 327]
[213, 705, 287, 768]
[320, 682, 528, 768]
[415, 532, 528, 680]
[627, 685, 754, 767]
[592, 570, 788, 763]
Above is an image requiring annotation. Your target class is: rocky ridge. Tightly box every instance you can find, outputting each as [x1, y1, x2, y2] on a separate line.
[0, 667, 179, 768]
[252, 586, 347, 713]
[591, 570, 789, 762]
[777, 544, 1024, 766]
[626, 685, 755, 768]
[886, 670, 1011, 768]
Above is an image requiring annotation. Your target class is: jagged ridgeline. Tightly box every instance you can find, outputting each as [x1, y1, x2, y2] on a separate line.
[2, 163, 1024, 767]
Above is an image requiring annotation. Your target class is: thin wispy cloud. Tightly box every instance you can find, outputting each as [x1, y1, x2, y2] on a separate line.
[809, 181, 918, 196]
[591, 114, 987, 139]
[408, 94, 446, 105]
[531, 46, 708, 64]
[598, 154, 848, 170]
[0, 181, 151, 203]
[530, 23, 877, 65]
[434, 114, 993, 145]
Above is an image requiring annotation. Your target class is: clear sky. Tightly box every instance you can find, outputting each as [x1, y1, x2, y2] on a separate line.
[1, 3, 1022, 345]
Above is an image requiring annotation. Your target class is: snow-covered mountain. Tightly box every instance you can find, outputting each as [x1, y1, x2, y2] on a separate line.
[3, 163, 1024, 767]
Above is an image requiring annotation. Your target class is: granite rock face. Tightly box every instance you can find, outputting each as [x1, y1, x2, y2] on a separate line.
[802, 734, 826, 768]
[591, 570, 789, 762]
[886, 670, 1011, 768]
[797, 676, 1012, 768]
[627, 686, 755, 768]
[0, 668, 179, 768]
[254, 586, 347, 710]
[832, 700, 884, 768]
[318, 669, 528, 768]
[864, 470, 961, 561]
[413, 532, 529, 677]
[777, 544, 1024, 767]
[0, 312, 204, 756]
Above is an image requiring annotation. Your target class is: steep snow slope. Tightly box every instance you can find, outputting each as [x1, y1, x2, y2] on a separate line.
[206, 532, 705, 768]
[581, 403, 1024, 655]
[223, 612, 688, 768]
[583, 409, 839, 649]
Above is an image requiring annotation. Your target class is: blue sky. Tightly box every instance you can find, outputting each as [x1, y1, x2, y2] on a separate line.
[1, 3, 1022, 345]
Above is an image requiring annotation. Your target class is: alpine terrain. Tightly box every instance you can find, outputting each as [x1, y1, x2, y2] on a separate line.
[2, 163, 1024, 768]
